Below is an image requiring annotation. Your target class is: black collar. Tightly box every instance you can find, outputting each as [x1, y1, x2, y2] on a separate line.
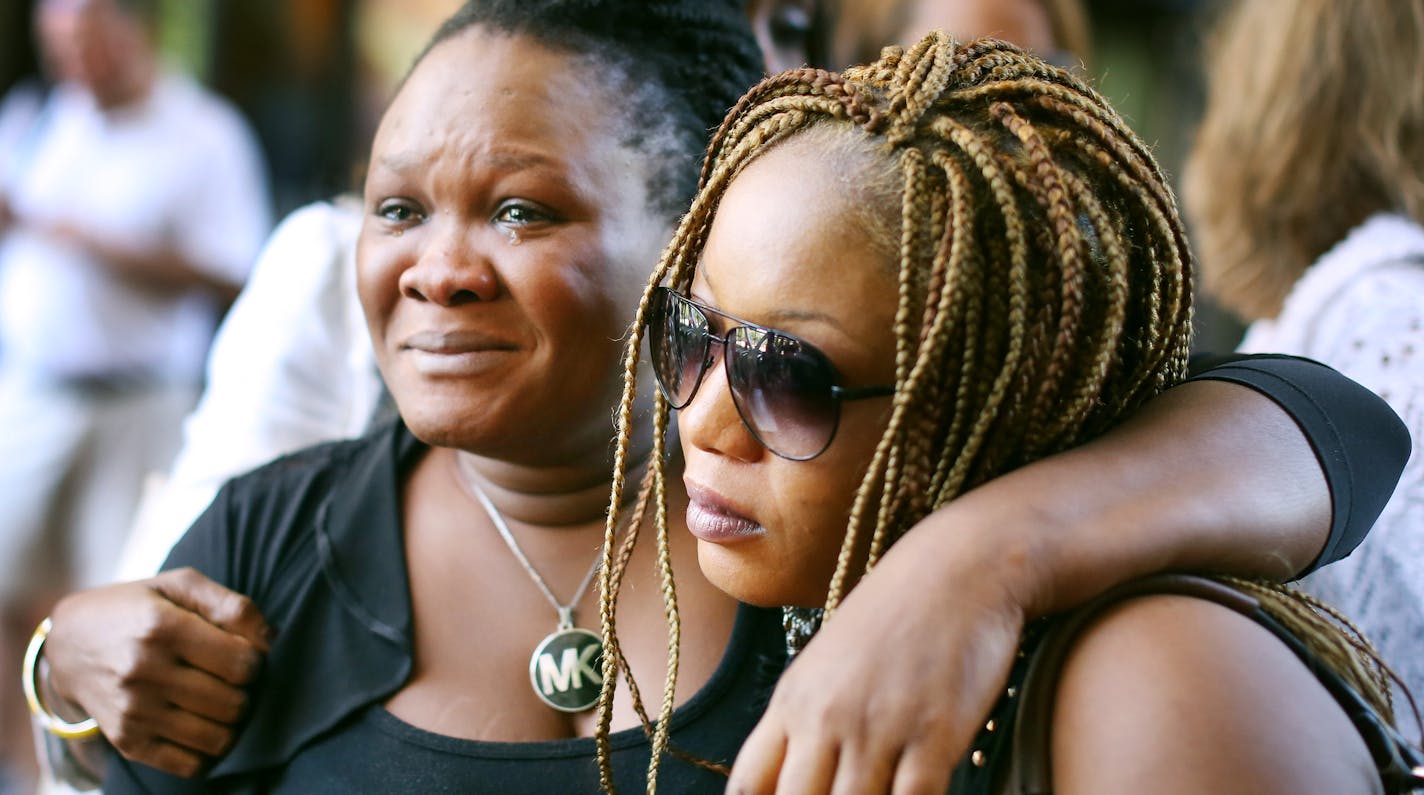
[210, 420, 427, 780]
[315, 419, 424, 646]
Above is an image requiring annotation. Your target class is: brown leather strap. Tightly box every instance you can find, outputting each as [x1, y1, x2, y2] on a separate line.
[1001, 573, 1424, 795]
[1004, 574, 1258, 794]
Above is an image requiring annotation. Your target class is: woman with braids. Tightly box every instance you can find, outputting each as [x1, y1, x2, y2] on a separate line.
[24, 2, 1410, 794]
[1184, 0, 1424, 740]
[601, 32, 1423, 793]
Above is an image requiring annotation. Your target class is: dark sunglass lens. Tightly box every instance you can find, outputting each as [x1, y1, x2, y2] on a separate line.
[727, 329, 838, 459]
[648, 290, 709, 408]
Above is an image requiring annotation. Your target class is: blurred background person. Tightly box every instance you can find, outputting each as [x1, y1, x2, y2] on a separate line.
[0, 0, 271, 789]
[112, 0, 469, 585]
[1183, 0, 1424, 741]
[748, 0, 1091, 73]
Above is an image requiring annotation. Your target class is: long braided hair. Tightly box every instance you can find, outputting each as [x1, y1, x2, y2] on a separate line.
[596, 31, 1191, 790]
[596, 32, 1401, 791]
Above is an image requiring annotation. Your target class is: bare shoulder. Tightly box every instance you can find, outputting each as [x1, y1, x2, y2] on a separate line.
[1048, 594, 1381, 795]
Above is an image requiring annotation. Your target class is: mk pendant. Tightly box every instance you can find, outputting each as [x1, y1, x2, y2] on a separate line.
[528, 627, 603, 712]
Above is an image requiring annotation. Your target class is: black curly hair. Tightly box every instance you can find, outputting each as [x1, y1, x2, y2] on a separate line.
[414, 0, 765, 219]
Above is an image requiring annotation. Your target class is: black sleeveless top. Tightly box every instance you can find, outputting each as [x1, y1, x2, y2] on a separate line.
[104, 424, 786, 793]
[264, 603, 785, 794]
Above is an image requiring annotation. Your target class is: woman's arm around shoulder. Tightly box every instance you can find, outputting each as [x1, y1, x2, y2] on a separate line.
[728, 357, 1409, 794]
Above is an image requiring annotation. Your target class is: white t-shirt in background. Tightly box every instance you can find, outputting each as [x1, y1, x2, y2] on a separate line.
[0, 72, 271, 382]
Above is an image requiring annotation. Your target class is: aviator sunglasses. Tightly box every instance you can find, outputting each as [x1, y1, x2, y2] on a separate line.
[646, 286, 895, 461]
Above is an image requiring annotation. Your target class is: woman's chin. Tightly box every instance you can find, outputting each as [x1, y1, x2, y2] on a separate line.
[695, 540, 824, 608]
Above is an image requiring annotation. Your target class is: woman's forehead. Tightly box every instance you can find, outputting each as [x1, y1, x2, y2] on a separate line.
[371, 28, 626, 178]
[386, 29, 578, 134]
[700, 141, 896, 310]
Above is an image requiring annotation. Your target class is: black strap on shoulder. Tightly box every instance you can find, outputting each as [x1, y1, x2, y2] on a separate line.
[1003, 573, 1424, 795]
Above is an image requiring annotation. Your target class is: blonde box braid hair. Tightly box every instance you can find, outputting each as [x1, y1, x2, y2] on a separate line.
[596, 31, 1395, 791]
[595, 31, 1189, 792]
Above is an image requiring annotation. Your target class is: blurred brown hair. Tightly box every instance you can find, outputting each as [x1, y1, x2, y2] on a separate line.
[1184, 0, 1424, 320]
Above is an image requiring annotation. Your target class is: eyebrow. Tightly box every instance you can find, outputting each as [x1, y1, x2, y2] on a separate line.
[375, 149, 562, 176]
[761, 306, 851, 335]
[371, 148, 586, 204]
[374, 152, 427, 174]
[485, 150, 558, 172]
[691, 281, 853, 337]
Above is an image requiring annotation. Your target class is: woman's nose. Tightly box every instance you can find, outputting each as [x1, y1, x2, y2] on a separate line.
[399, 219, 501, 305]
[676, 356, 765, 463]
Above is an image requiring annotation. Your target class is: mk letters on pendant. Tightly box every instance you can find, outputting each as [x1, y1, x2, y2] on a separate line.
[528, 627, 604, 712]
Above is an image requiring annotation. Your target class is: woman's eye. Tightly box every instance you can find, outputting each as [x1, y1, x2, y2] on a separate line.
[376, 200, 422, 225]
[493, 201, 554, 227]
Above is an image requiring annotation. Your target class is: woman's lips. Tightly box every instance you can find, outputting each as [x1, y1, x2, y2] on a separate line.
[684, 482, 764, 543]
[400, 330, 517, 376]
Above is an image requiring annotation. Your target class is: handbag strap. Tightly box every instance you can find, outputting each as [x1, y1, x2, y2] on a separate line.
[1003, 573, 1424, 795]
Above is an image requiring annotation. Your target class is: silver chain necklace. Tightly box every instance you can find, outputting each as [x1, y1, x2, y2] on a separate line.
[458, 457, 605, 713]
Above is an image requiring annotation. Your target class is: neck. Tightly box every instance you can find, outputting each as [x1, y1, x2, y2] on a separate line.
[95, 58, 155, 111]
[446, 379, 663, 526]
[451, 436, 654, 528]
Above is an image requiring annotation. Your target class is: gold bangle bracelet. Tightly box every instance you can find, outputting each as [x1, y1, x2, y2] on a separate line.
[22, 617, 100, 740]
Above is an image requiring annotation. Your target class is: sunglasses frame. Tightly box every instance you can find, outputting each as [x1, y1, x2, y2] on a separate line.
[647, 286, 895, 461]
